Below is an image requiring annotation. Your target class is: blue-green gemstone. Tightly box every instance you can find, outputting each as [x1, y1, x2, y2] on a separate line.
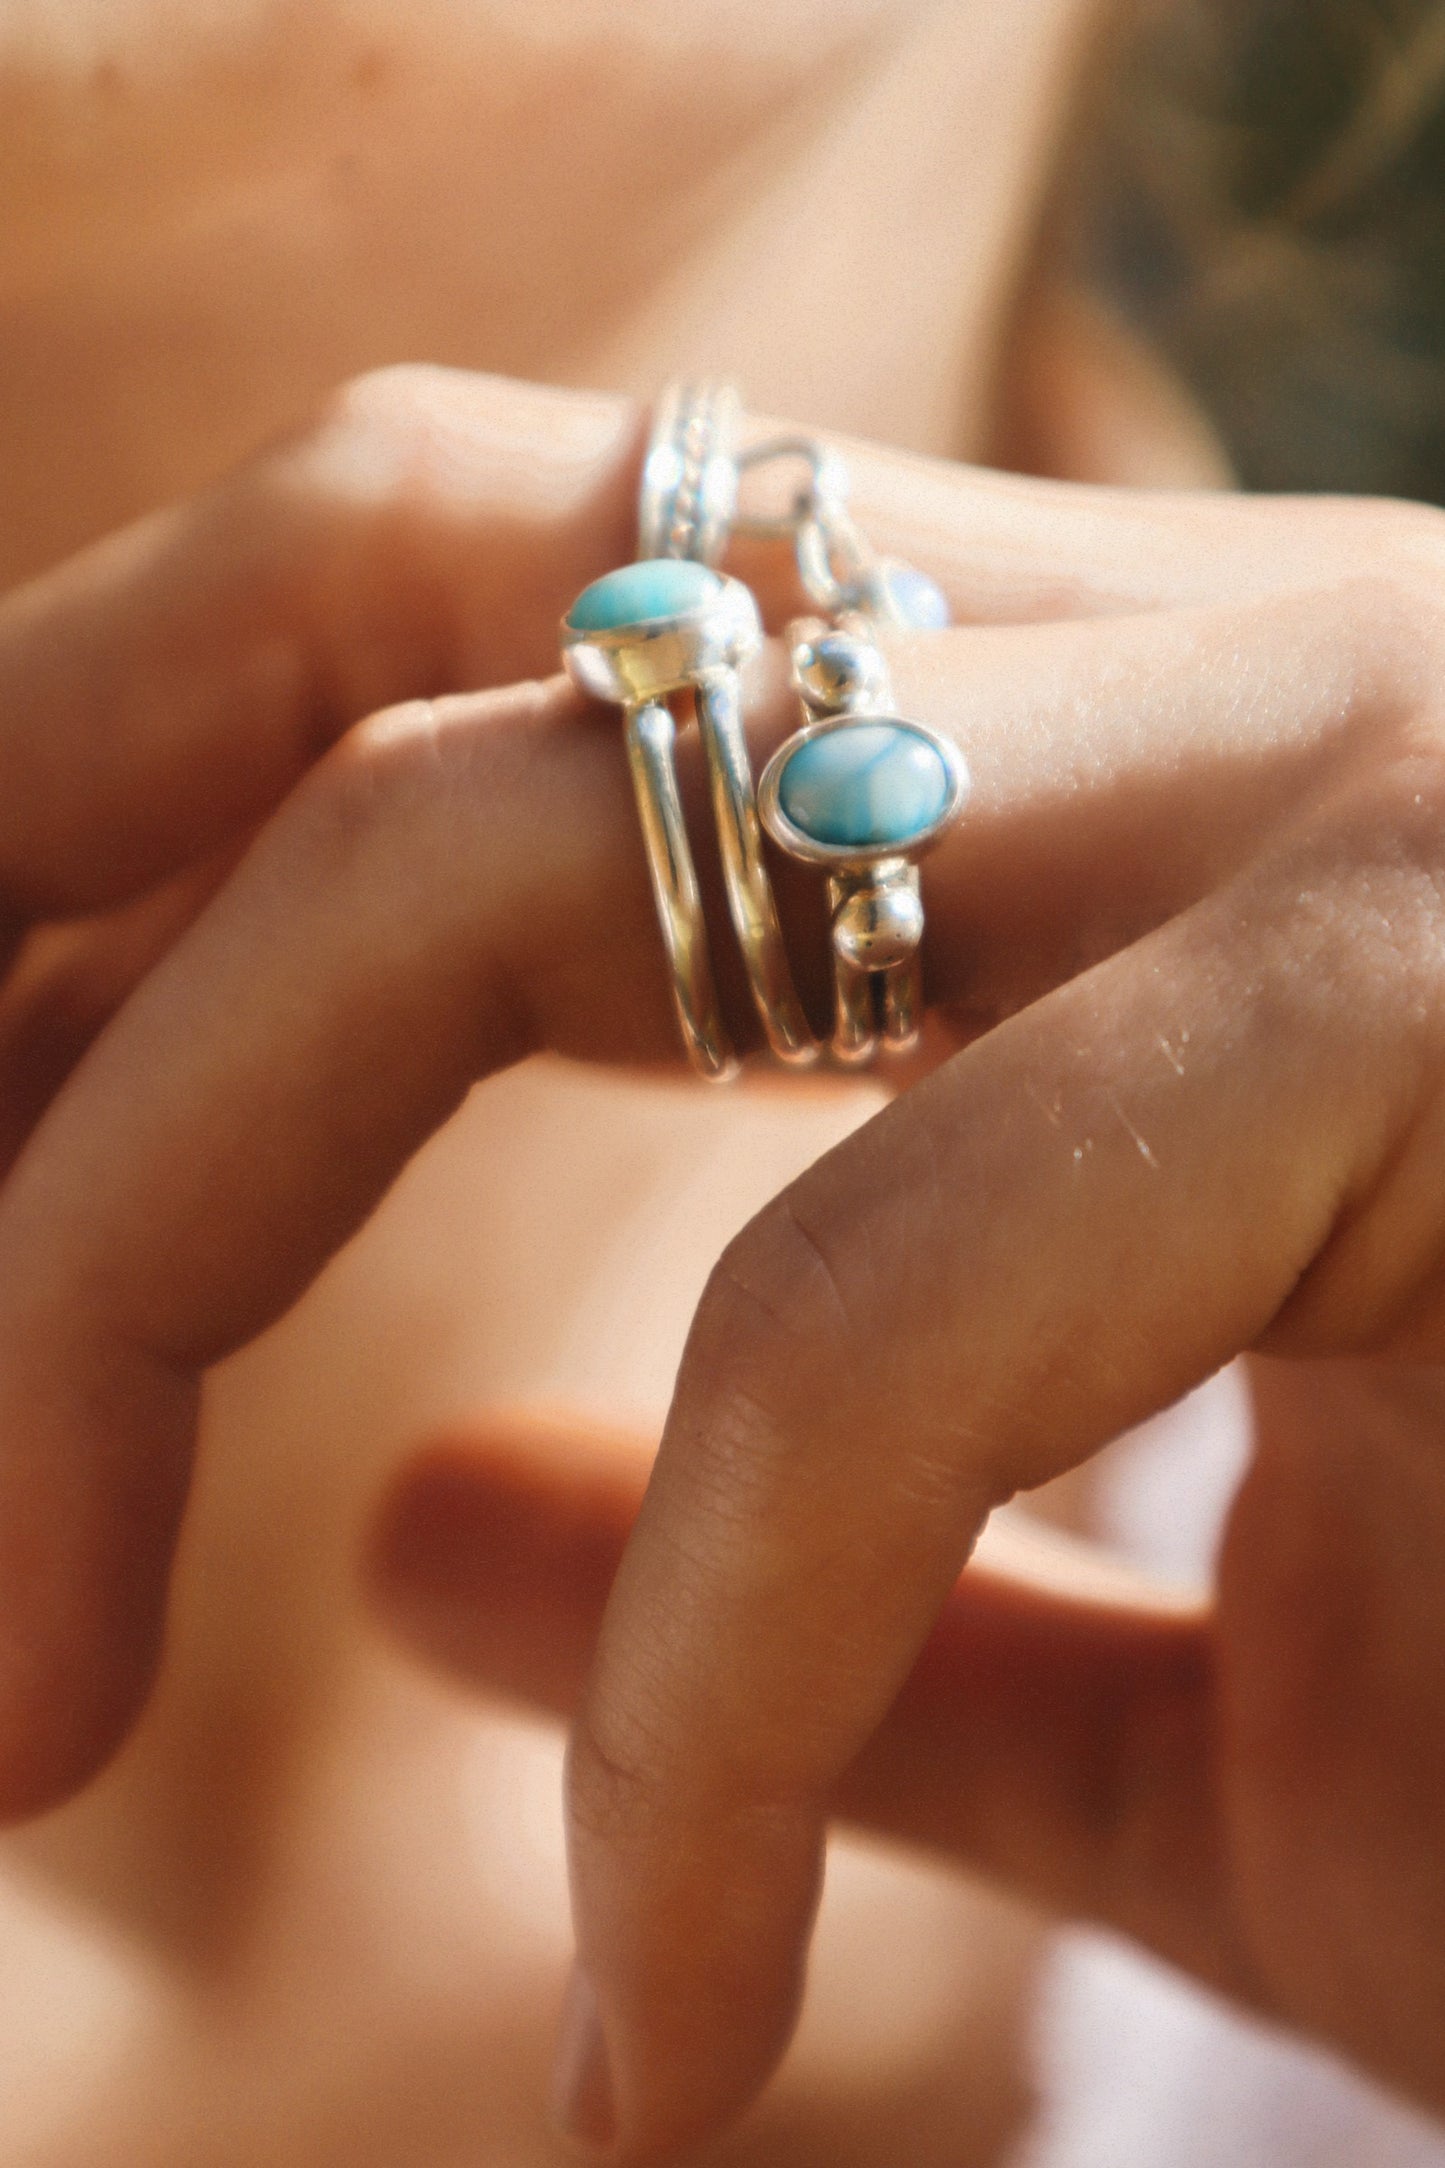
[778, 722, 950, 849]
[882, 561, 950, 630]
[567, 558, 722, 631]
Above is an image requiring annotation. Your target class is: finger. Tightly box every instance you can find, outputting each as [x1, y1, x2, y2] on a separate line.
[0, 674, 682, 1813]
[369, 1417, 653, 1713]
[0, 571, 1408, 1816]
[370, 1423, 1232, 1987]
[881, 579, 1389, 1037]
[0, 368, 641, 916]
[731, 421, 1445, 626]
[0, 856, 237, 1177]
[5, 361, 1434, 919]
[561, 797, 1441, 2157]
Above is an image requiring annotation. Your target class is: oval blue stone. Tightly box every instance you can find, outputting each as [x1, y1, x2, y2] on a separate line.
[778, 722, 951, 849]
[567, 558, 721, 632]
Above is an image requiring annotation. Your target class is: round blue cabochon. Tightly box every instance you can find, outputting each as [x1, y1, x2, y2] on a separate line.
[567, 558, 722, 631]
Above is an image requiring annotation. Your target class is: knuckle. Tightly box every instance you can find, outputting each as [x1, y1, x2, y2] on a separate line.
[568, 1688, 815, 1856]
[317, 361, 463, 436]
[325, 703, 439, 846]
[691, 1199, 858, 1406]
[262, 363, 470, 535]
[244, 366, 480, 703]
[567, 1699, 658, 1838]
[255, 693, 541, 1070]
[711, 1196, 855, 1341]
[285, 698, 449, 868]
[566, 1699, 676, 1851]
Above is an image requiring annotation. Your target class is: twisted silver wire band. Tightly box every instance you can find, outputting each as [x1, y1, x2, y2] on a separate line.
[638, 381, 742, 567]
[641, 383, 816, 1069]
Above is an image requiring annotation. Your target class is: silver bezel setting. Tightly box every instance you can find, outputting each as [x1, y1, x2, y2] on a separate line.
[757, 711, 969, 870]
[561, 575, 762, 708]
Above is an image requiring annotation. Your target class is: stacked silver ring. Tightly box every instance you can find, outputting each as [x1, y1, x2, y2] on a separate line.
[760, 618, 966, 1063]
[561, 381, 967, 1077]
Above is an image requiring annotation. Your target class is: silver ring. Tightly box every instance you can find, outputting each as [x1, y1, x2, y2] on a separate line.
[635, 383, 817, 1070]
[638, 381, 741, 566]
[759, 619, 968, 1064]
[562, 560, 762, 1081]
[567, 397, 958, 1075]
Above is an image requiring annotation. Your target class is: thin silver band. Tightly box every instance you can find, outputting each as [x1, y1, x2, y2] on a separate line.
[639, 381, 742, 567]
[641, 381, 818, 1069]
[562, 571, 764, 1083]
[625, 699, 738, 1082]
[694, 668, 816, 1066]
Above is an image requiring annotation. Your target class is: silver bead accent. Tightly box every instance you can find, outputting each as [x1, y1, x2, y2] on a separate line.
[792, 629, 891, 715]
[831, 875, 925, 971]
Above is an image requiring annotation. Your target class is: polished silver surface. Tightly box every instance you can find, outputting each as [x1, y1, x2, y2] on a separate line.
[626, 699, 739, 1082]
[639, 382, 742, 566]
[694, 669, 817, 1068]
[734, 434, 852, 543]
[632, 385, 819, 1071]
[760, 617, 968, 1065]
[563, 575, 761, 708]
[565, 402, 959, 1077]
[562, 583, 762, 1082]
[792, 624, 891, 714]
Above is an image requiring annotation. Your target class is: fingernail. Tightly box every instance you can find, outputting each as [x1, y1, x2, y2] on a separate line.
[550, 1963, 617, 2152]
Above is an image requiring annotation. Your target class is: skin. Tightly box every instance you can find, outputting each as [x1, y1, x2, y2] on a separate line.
[0, 3, 1120, 2157]
[4, 369, 1445, 2162]
[0, 0, 1093, 583]
[6, 0, 1442, 2160]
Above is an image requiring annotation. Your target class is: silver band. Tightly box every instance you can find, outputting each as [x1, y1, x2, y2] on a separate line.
[640, 381, 817, 1071]
[745, 433, 962, 1064]
[625, 699, 737, 1081]
[565, 389, 960, 1078]
[563, 568, 763, 1083]
[638, 381, 742, 567]
[759, 617, 967, 1066]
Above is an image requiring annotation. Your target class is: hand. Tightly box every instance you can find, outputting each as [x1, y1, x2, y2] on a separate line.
[6, 365, 1445, 2151]
[0, 363, 657, 1801]
[348, 489, 1445, 2147]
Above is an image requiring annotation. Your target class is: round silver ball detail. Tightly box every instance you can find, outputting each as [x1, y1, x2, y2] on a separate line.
[831, 883, 925, 969]
[794, 632, 890, 715]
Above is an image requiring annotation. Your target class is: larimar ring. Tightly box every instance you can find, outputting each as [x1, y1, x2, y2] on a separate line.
[759, 617, 968, 1063]
[747, 435, 963, 1063]
[562, 383, 815, 1078]
[563, 557, 759, 1080]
